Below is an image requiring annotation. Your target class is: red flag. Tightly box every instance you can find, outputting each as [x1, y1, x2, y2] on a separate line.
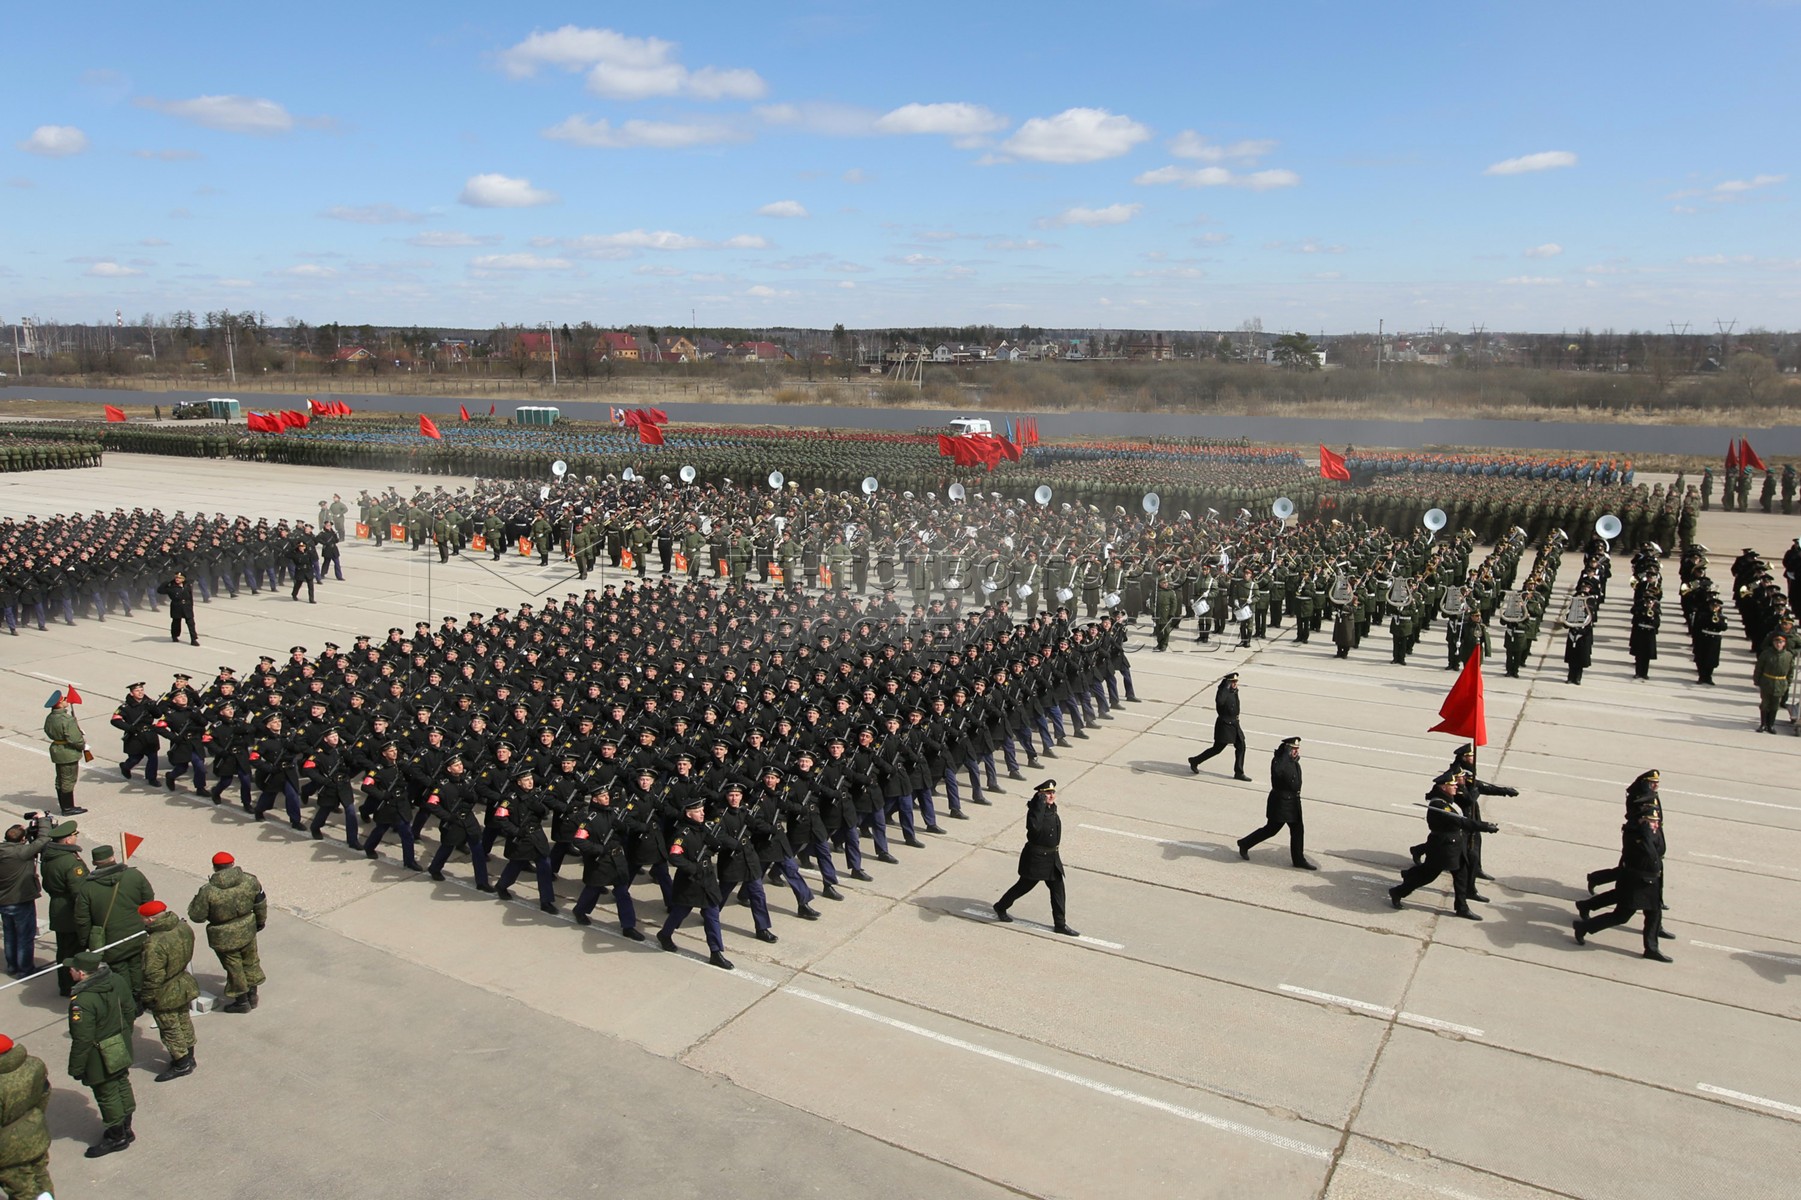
[938, 434, 956, 457]
[1428, 644, 1488, 746]
[1740, 437, 1766, 472]
[65, 683, 83, 704]
[309, 398, 328, 415]
[1725, 440, 1739, 472]
[459, 404, 471, 422]
[648, 407, 668, 425]
[998, 436, 1022, 462]
[289, 410, 309, 430]
[245, 413, 266, 432]
[103, 404, 127, 423]
[1319, 445, 1351, 481]
[122, 832, 145, 860]
[638, 421, 665, 446]
[489, 403, 496, 416]
[336, 401, 352, 416]
[621, 409, 642, 429]
[419, 414, 442, 440]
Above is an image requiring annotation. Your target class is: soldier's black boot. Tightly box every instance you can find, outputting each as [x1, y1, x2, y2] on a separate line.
[221, 993, 251, 1014]
[121, 1113, 136, 1142]
[248, 986, 259, 1010]
[155, 1052, 196, 1082]
[86, 1123, 132, 1158]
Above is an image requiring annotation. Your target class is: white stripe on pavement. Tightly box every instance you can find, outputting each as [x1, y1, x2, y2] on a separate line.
[1696, 1083, 1801, 1118]
[956, 907, 1125, 949]
[1079, 822, 1228, 855]
[786, 986, 1332, 1161]
[1277, 984, 1484, 1039]
[1689, 940, 1801, 967]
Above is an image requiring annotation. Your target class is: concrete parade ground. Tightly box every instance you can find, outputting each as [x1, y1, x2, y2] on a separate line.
[0, 453, 1796, 1200]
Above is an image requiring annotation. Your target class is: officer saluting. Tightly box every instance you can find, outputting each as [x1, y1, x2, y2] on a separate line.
[992, 780, 1078, 936]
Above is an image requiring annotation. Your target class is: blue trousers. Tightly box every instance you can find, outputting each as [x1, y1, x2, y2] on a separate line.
[574, 882, 637, 929]
[428, 836, 489, 887]
[210, 770, 251, 807]
[832, 824, 864, 872]
[857, 810, 889, 856]
[912, 787, 937, 828]
[941, 768, 965, 816]
[723, 877, 772, 934]
[123, 748, 161, 783]
[802, 839, 840, 885]
[363, 822, 419, 868]
[166, 751, 207, 791]
[886, 792, 917, 838]
[771, 856, 814, 905]
[496, 855, 556, 908]
[1, 902, 38, 976]
[660, 903, 724, 953]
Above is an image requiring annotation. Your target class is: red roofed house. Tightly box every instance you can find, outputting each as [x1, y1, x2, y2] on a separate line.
[332, 346, 372, 364]
[516, 331, 554, 361]
[737, 341, 790, 362]
[598, 331, 641, 361]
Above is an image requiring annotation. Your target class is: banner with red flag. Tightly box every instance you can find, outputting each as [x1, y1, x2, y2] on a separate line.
[122, 832, 144, 860]
[998, 435, 1022, 462]
[65, 684, 83, 704]
[308, 398, 329, 416]
[103, 404, 127, 423]
[419, 414, 442, 440]
[648, 407, 668, 425]
[489, 403, 496, 416]
[459, 404, 471, 422]
[1726, 439, 1739, 472]
[638, 421, 665, 446]
[1740, 437, 1767, 472]
[335, 401, 352, 416]
[937, 434, 956, 457]
[1319, 445, 1351, 481]
[1428, 644, 1487, 746]
[245, 412, 270, 432]
[621, 409, 642, 429]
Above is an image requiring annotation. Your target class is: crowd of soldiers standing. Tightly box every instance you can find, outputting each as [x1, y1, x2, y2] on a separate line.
[1699, 464, 1798, 515]
[0, 434, 103, 471]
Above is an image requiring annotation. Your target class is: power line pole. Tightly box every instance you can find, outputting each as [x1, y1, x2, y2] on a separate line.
[1714, 318, 1737, 366]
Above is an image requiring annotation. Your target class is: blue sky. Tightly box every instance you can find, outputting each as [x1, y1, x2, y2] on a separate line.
[4, 1, 1795, 334]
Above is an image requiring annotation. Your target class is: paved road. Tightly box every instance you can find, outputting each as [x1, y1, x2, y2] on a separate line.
[1, 455, 1797, 1199]
[7, 383, 1801, 454]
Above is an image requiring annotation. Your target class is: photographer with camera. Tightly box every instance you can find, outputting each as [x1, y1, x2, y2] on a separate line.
[0, 812, 55, 978]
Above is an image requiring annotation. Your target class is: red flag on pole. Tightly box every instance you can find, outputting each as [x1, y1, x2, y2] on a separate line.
[459, 404, 471, 422]
[621, 409, 642, 429]
[1319, 445, 1352, 481]
[489, 403, 496, 416]
[1740, 437, 1766, 471]
[103, 404, 127, 423]
[419, 414, 442, 440]
[337, 401, 353, 416]
[998, 436, 1022, 462]
[1725, 439, 1739, 472]
[937, 434, 956, 457]
[122, 832, 145, 860]
[638, 421, 665, 445]
[65, 684, 83, 704]
[1428, 644, 1488, 746]
[648, 407, 668, 425]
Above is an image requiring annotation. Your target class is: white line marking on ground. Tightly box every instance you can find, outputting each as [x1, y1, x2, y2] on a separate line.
[1689, 852, 1796, 872]
[1079, 822, 1226, 855]
[1689, 940, 1801, 967]
[956, 907, 1125, 949]
[785, 986, 1331, 1160]
[1277, 985, 1484, 1038]
[1696, 1083, 1801, 1118]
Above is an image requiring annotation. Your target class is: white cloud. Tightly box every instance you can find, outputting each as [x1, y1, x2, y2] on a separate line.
[1483, 150, 1577, 176]
[276, 264, 337, 278]
[838, 280, 856, 289]
[1135, 165, 1299, 190]
[542, 115, 745, 149]
[1131, 266, 1206, 279]
[634, 265, 686, 277]
[85, 261, 141, 277]
[1523, 242, 1563, 259]
[756, 102, 880, 137]
[1002, 108, 1150, 163]
[841, 168, 871, 184]
[891, 253, 944, 267]
[19, 125, 88, 157]
[874, 102, 1009, 139]
[1037, 202, 1142, 228]
[407, 231, 502, 248]
[1265, 239, 1345, 254]
[746, 284, 794, 298]
[722, 234, 770, 249]
[496, 25, 766, 100]
[757, 200, 809, 219]
[137, 94, 297, 135]
[458, 173, 558, 208]
[536, 229, 761, 258]
[1169, 132, 1276, 163]
[323, 204, 427, 225]
[1500, 275, 1561, 285]
[139, 237, 170, 247]
[132, 148, 201, 161]
[1713, 173, 1785, 194]
[1192, 232, 1231, 247]
[469, 253, 572, 271]
[988, 238, 1052, 252]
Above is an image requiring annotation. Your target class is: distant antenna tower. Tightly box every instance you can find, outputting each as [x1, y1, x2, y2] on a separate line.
[1668, 321, 1690, 337]
[1714, 318, 1736, 363]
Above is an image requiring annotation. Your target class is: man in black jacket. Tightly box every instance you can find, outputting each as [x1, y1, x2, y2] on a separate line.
[1236, 737, 1316, 869]
[1188, 673, 1251, 781]
[1575, 787, 1671, 961]
[157, 570, 198, 645]
[1389, 776, 1496, 919]
[992, 780, 1078, 936]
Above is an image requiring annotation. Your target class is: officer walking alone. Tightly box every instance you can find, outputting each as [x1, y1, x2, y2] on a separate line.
[1187, 673, 1251, 781]
[1236, 737, 1317, 869]
[992, 780, 1079, 936]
